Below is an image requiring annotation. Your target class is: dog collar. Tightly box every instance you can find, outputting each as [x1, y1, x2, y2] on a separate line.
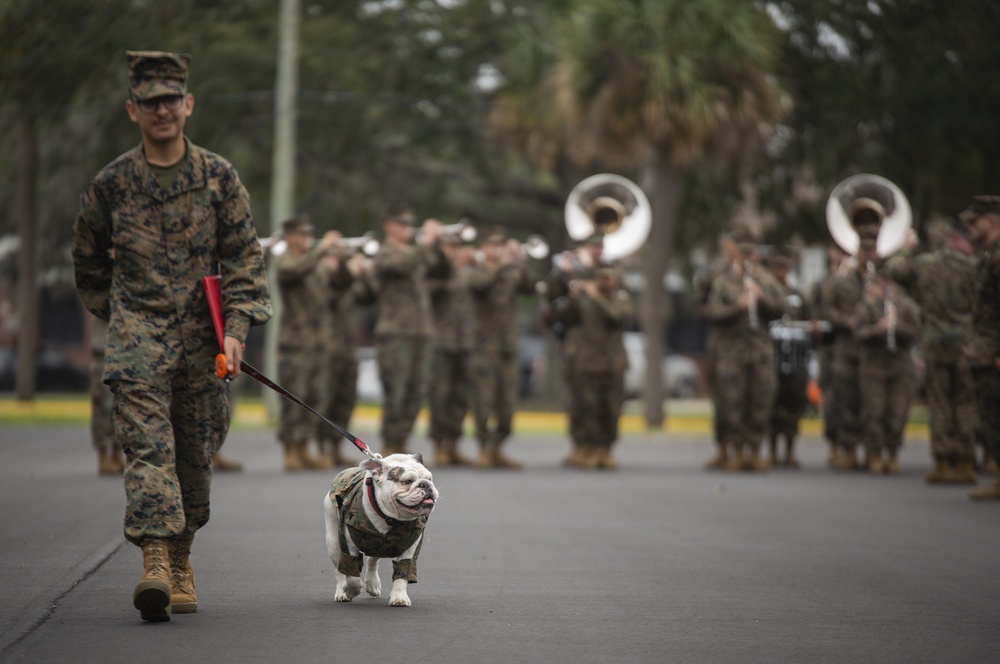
[365, 476, 402, 528]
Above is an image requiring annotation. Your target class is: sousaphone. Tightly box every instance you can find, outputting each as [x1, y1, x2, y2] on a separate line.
[825, 173, 912, 257]
[565, 173, 652, 261]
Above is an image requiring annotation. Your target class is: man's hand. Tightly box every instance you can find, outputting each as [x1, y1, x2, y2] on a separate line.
[224, 335, 245, 377]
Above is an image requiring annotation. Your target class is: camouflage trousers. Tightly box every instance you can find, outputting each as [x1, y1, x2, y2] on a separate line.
[277, 346, 324, 445]
[376, 336, 428, 444]
[90, 352, 117, 455]
[566, 367, 624, 446]
[924, 359, 977, 462]
[972, 364, 1000, 466]
[111, 377, 228, 545]
[714, 348, 776, 449]
[470, 349, 518, 447]
[428, 347, 470, 443]
[769, 370, 809, 439]
[318, 353, 358, 445]
[859, 355, 914, 454]
[829, 352, 862, 449]
[704, 333, 728, 445]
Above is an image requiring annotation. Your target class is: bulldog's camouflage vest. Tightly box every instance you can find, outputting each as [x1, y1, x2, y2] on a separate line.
[329, 467, 426, 583]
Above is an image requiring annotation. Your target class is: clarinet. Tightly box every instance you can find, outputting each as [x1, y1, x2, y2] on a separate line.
[744, 260, 759, 331]
[885, 283, 897, 352]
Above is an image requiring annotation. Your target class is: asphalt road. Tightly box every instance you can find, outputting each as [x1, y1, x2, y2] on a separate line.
[1, 424, 998, 664]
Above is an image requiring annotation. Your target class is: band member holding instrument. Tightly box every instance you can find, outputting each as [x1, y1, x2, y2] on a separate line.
[704, 224, 787, 472]
[468, 227, 536, 469]
[765, 247, 812, 468]
[373, 207, 449, 455]
[809, 244, 850, 466]
[853, 257, 921, 474]
[275, 215, 339, 471]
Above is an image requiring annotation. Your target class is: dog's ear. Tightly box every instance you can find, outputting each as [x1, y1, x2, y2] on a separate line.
[412, 453, 423, 465]
[360, 457, 386, 477]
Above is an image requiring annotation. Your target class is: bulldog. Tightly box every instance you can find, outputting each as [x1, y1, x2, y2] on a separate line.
[324, 453, 439, 607]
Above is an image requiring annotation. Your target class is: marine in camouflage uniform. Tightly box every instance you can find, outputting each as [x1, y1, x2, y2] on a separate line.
[961, 196, 1000, 500]
[426, 237, 476, 466]
[886, 225, 978, 483]
[317, 250, 374, 466]
[703, 231, 787, 471]
[89, 315, 123, 475]
[72, 51, 271, 621]
[853, 274, 921, 474]
[275, 216, 341, 471]
[373, 209, 449, 454]
[552, 264, 632, 469]
[808, 245, 849, 465]
[765, 248, 812, 468]
[467, 229, 536, 469]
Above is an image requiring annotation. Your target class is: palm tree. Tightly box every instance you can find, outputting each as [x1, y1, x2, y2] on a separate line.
[494, 0, 785, 426]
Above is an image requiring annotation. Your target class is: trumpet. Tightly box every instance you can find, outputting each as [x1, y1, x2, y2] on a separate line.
[332, 232, 380, 257]
[444, 220, 477, 242]
[259, 233, 287, 257]
[521, 235, 549, 260]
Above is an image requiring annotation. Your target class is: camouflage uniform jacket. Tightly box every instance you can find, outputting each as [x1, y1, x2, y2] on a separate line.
[428, 265, 476, 352]
[72, 139, 271, 384]
[703, 264, 787, 353]
[276, 245, 333, 353]
[825, 267, 867, 361]
[886, 247, 975, 362]
[853, 289, 922, 361]
[373, 243, 449, 339]
[329, 467, 426, 583]
[555, 281, 632, 373]
[966, 241, 1000, 366]
[468, 262, 536, 356]
[324, 264, 362, 359]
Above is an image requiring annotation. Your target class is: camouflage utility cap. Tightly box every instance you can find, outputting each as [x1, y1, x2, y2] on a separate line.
[127, 50, 190, 100]
[959, 195, 1000, 224]
[384, 204, 415, 225]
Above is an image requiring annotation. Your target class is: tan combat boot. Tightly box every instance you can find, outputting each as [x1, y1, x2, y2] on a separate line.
[704, 445, 728, 471]
[133, 539, 172, 622]
[969, 477, 1000, 501]
[446, 439, 473, 466]
[98, 448, 124, 475]
[952, 461, 978, 485]
[885, 450, 900, 475]
[595, 443, 619, 470]
[168, 536, 197, 614]
[491, 444, 524, 470]
[474, 442, 493, 468]
[432, 440, 451, 467]
[867, 449, 884, 474]
[838, 447, 859, 471]
[283, 443, 304, 471]
[299, 442, 332, 469]
[326, 439, 345, 467]
[768, 436, 779, 467]
[724, 445, 745, 472]
[924, 458, 951, 484]
[748, 446, 770, 472]
[211, 451, 244, 472]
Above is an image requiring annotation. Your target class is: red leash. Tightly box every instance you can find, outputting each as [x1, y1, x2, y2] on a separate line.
[201, 276, 379, 460]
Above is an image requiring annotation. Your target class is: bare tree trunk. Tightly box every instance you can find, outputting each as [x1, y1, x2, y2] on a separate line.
[15, 116, 38, 401]
[639, 150, 681, 429]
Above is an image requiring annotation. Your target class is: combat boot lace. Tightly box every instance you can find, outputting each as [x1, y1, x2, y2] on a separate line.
[169, 537, 197, 613]
[133, 539, 172, 622]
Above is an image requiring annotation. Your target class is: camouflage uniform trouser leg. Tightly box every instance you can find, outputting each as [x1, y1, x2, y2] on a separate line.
[277, 348, 323, 445]
[715, 351, 776, 450]
[318, 353, 359, 445]
[830, 354, 862, 449]
[428, 348, 469, 443]
[112, 378, 228, 546]
[90, 352, 117, 455]
[972, 365, 1000, 466]
[376, 336, 428, 443]
[924, 360, 977, 462]
[859, 360, 913, 455]
[470, 350, 518, 447]
[566, 367, 624, 446]
[770, 371, 809, 439]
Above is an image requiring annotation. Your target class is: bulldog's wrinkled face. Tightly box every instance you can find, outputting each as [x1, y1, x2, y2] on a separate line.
[362, 453, 439, 519]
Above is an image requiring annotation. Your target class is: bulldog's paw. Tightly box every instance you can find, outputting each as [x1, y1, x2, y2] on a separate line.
[365, 575, 382, 598]
[335, 580, 362, 602]
[388, 592, 411, 607]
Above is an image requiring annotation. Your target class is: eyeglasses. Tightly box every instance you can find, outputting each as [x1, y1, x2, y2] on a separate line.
[134, 95, 185, 114]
